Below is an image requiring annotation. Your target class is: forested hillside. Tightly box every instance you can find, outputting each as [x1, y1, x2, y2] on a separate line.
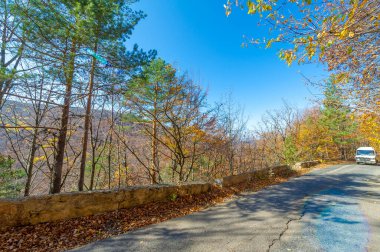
[0, 0, 378, 198]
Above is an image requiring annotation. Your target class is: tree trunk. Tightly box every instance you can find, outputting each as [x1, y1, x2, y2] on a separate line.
[107, 91, 115, 189]
[124, 152, 128, 186]
[51, 39, 77, 194]
[150, 82, 159, 184]
[24, 127, 38, 196]
[229, 144, 234, 176]
[24, 88, 44, 196]
[78, 42, 97, 191]
[151, 119, 158, 183]
[89, 148, 96, 190]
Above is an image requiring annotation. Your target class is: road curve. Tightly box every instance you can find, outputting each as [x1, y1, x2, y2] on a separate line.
[72, 164, 380, 252]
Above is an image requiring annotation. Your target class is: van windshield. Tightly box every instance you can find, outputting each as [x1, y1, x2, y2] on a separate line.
[356, 150, 375, 156]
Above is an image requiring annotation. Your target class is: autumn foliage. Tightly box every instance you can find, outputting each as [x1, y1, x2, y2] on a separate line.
[0, 0, 378, 199]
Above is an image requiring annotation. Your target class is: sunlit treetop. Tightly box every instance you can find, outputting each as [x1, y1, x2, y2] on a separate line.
[225, 0, 379, 89]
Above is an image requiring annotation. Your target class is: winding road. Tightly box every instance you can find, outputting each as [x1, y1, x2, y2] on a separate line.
[73, 164, 380, 252]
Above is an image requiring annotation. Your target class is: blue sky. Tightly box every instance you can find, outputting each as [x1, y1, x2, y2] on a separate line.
[128, 0, 327, 128]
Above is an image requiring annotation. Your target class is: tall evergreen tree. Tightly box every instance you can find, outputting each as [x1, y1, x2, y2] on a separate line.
[125, 58, 176, 184]
[14, 0, 91, 193]
[77, 0, 146, 191]
[319, 81, 356, 160]
[14, 0, 152, 193]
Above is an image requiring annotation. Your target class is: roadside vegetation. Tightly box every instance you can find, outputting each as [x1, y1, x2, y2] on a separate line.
[0, 0, 378, 198]
[1, 162, 327, 252]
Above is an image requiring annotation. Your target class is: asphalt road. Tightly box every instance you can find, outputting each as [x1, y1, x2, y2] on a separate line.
[72, 164, 380, 252]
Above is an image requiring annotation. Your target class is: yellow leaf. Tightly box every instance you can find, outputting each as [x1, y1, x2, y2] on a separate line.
[339, 29, 348, 39]
[247, 2, 256, 14]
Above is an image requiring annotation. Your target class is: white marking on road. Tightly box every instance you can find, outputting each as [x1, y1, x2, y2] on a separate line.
[364, 181, 380, 185]
[324, 165, 353, 175]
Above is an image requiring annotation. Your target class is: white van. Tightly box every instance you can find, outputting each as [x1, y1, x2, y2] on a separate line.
[355, 147, 377, 164]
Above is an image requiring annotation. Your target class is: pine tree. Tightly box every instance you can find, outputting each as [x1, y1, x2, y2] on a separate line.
[77, 0, 146, 191]
[319, 82, 356, 160]
[125, 59, 176, 184]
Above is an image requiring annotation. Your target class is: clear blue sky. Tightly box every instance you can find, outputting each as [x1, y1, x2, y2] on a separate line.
[128, 0, 327, 128]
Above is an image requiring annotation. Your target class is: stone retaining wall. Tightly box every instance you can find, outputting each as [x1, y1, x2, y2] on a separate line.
[221, 165, 291, 187]
[0, 183, 211, 230]
[293, 160, 321, 170]
[0, 164, 300, 230]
